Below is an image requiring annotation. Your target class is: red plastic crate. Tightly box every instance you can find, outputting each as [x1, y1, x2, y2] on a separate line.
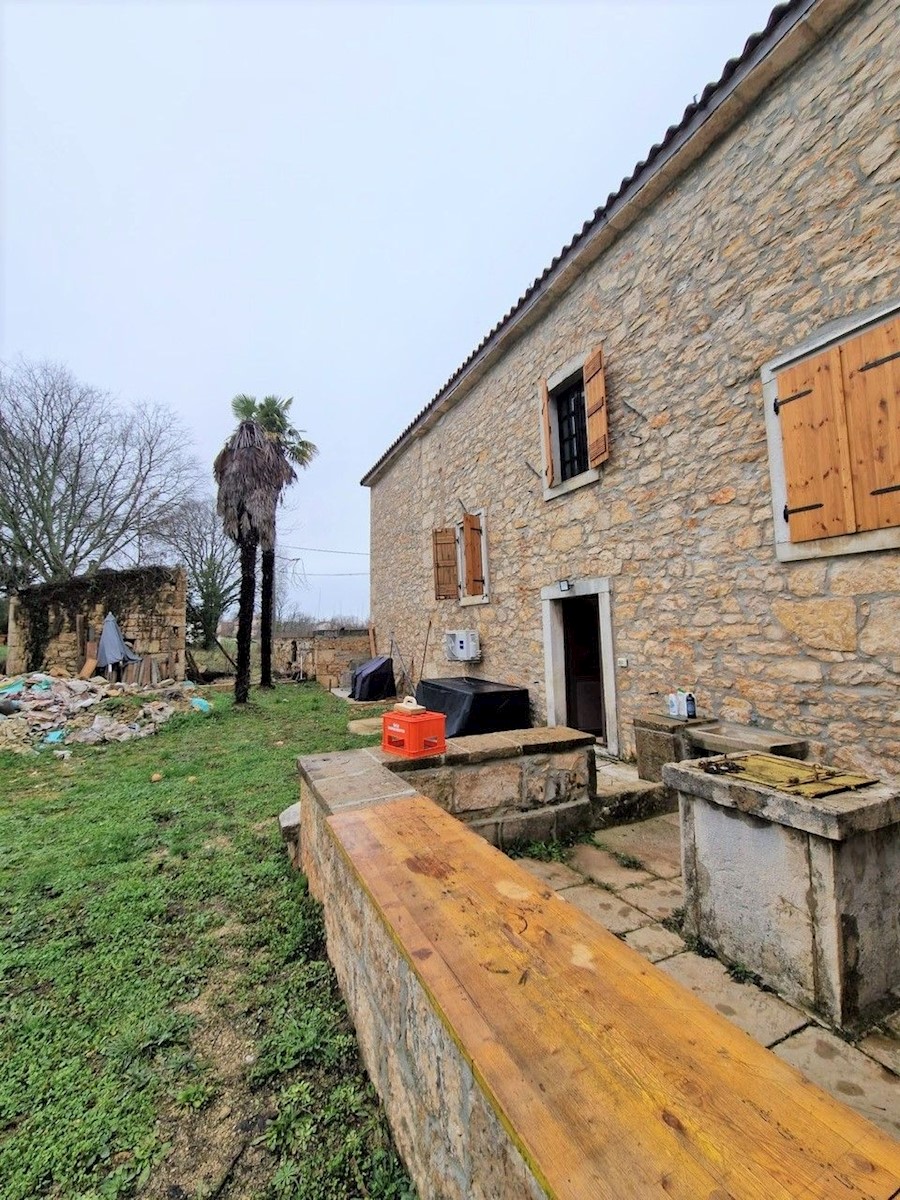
[381, 709, 447, 759]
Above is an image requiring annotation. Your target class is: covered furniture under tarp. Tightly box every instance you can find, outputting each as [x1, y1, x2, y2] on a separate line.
[350, 655, 396, 702]
[96, 612, 141, 673]
[416, 676, 530, 738]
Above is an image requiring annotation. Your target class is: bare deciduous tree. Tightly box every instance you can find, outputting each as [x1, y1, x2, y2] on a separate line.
[0, 360, 199, 586]
[154, 499, 241, 649]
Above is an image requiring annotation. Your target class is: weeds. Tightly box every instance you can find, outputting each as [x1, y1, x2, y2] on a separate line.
[593, 840, 646, 871]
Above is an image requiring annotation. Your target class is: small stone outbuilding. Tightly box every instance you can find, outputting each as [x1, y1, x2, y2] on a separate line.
[6, 566, 187, 680]
[363, 0, 900, 782]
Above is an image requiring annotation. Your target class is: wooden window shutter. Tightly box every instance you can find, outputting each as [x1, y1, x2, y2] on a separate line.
[775, 347, 855, 542]
[584, 347, 610, 469]
[838, 315, 900, 534]
[539, 378, 555, 488]
[432, 528, 458, 600]
[462, 512, 484, 597]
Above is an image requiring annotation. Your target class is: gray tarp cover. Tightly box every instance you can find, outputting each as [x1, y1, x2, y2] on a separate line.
[96, 612, 141, 670]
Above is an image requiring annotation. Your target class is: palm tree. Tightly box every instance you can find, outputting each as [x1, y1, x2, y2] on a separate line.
[213, 420, 295, 704]
[230, 395, 317, 688]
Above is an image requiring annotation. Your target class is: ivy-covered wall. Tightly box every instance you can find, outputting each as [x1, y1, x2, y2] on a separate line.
[6, 567, 187, 679]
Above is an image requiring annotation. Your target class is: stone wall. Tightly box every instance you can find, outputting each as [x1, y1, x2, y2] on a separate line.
[369, 0, 900, 781]
[6, 567, 187, 680]
[272, 631, 372, 688]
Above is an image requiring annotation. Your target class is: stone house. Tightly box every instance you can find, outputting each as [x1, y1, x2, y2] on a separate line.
[363, 0, 900, 781]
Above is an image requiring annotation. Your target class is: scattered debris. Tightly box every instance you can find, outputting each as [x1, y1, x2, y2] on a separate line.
[0, 671, 212, 754]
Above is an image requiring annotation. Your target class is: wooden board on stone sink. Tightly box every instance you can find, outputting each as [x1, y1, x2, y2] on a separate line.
[700, 752, 878, 798]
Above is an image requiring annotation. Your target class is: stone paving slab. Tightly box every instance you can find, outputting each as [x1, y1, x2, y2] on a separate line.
[859, 1030, 900, 1076]
[773, 1026, 900, 1140]
[560, 885, 653, 935]
[568, 843, 655, 890]
[623, 923, 686, 963]
[659, 952, 808, 1048]
[514, 857, 583, 891]
[348, 717, 382, 735]
[595, 815, 683, 878]
[618, 876, 684, 922]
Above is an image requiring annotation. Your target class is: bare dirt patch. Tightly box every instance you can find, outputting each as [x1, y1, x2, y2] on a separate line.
[143, 973, 276, 1200]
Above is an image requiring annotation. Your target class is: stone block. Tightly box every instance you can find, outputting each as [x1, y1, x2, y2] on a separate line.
[452, 760, 522, 814]
[401, 767, 455, 811]
[552, 797, 593, 840]
[498, 808, 555, 850]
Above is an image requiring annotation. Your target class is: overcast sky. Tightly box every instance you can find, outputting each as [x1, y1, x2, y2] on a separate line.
[2, 0, 778, 619]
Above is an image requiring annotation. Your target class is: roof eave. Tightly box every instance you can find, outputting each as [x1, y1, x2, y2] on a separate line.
[361, 0, 858, 489]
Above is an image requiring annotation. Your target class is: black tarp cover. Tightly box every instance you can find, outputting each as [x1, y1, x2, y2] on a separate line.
[350, 655, 396, 702]
[415, 677, 530, 738]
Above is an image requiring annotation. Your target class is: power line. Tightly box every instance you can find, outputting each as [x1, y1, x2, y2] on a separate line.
[299, 571, 368, 577]
[277, 544, 368, 556]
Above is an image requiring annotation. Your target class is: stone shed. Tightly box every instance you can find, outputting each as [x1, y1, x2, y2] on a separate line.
[6, 566, 187, 681]
[363, 0, 900, 783]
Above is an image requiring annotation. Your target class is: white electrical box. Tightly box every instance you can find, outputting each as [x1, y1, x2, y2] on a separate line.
[444, 630, 481, 662]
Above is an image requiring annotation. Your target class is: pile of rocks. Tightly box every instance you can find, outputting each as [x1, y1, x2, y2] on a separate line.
[0, 673, 204, 754]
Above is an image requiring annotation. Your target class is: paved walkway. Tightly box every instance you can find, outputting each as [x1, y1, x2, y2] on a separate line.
[515, 810, 900, 1141]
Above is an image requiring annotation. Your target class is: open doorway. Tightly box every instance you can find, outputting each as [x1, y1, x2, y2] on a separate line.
[562, 594, 605, 738]
[541, 576, 618, 754]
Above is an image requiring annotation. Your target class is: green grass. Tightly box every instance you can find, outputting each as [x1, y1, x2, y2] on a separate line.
[0, 683, 413, 1200]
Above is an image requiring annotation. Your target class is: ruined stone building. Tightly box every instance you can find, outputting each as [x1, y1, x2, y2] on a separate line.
[364, 0, 899, 780]
[6, 567, 187, 681]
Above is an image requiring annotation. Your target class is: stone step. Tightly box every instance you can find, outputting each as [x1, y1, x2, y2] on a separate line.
[591, 753, 675, 828]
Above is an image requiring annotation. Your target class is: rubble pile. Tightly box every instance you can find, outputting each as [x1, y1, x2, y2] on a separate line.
[0, 673, 206, 754]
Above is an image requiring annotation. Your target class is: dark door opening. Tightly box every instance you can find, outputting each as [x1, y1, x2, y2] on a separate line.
[562, 593, 605, 739]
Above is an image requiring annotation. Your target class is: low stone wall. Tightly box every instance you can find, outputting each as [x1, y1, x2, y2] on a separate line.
[292, 749, 900, 1198]
[298, 775, 546, 1200]
[380, 726, 594, 849]
[272, 632, 371, 689]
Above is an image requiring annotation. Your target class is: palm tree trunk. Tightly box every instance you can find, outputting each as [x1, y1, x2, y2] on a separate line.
[235, 538, 257, 705]
[260, 546, 275, 689]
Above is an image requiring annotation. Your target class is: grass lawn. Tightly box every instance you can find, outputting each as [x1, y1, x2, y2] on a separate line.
[0, 683, 412, 1200]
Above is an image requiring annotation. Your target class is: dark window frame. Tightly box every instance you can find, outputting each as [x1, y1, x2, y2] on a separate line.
[554, 376, 589, 482]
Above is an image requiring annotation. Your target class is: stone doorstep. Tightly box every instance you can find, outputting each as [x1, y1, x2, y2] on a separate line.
[468, 797, 593, 852]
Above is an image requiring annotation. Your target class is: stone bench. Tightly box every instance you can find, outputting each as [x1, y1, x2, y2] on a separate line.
[295, 753, 900, 1199]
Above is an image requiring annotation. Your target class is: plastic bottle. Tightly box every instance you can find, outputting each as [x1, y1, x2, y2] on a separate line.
[685, 692, 697, 719]
[666, 693, 678, 717]
[676, 689, 688, 718]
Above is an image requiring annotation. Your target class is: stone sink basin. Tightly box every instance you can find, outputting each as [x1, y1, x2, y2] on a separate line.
[685, 719, 807, 759]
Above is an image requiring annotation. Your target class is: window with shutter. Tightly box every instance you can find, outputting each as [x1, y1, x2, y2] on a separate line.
[775, 346, 855, 543]
[462, 512, 484, 597]
[764, 303, 900, 562]
[540, 346, 609, 496]
[584, 347, 610, 469]
[839, 315, 900, 533]
[432, 528, 458, 600]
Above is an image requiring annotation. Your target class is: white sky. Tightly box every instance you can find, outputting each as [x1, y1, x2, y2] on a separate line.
[2, 0, 779, 619]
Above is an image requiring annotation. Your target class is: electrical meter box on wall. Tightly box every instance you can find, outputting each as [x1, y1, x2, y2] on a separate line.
[444, 630, 481, 662]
